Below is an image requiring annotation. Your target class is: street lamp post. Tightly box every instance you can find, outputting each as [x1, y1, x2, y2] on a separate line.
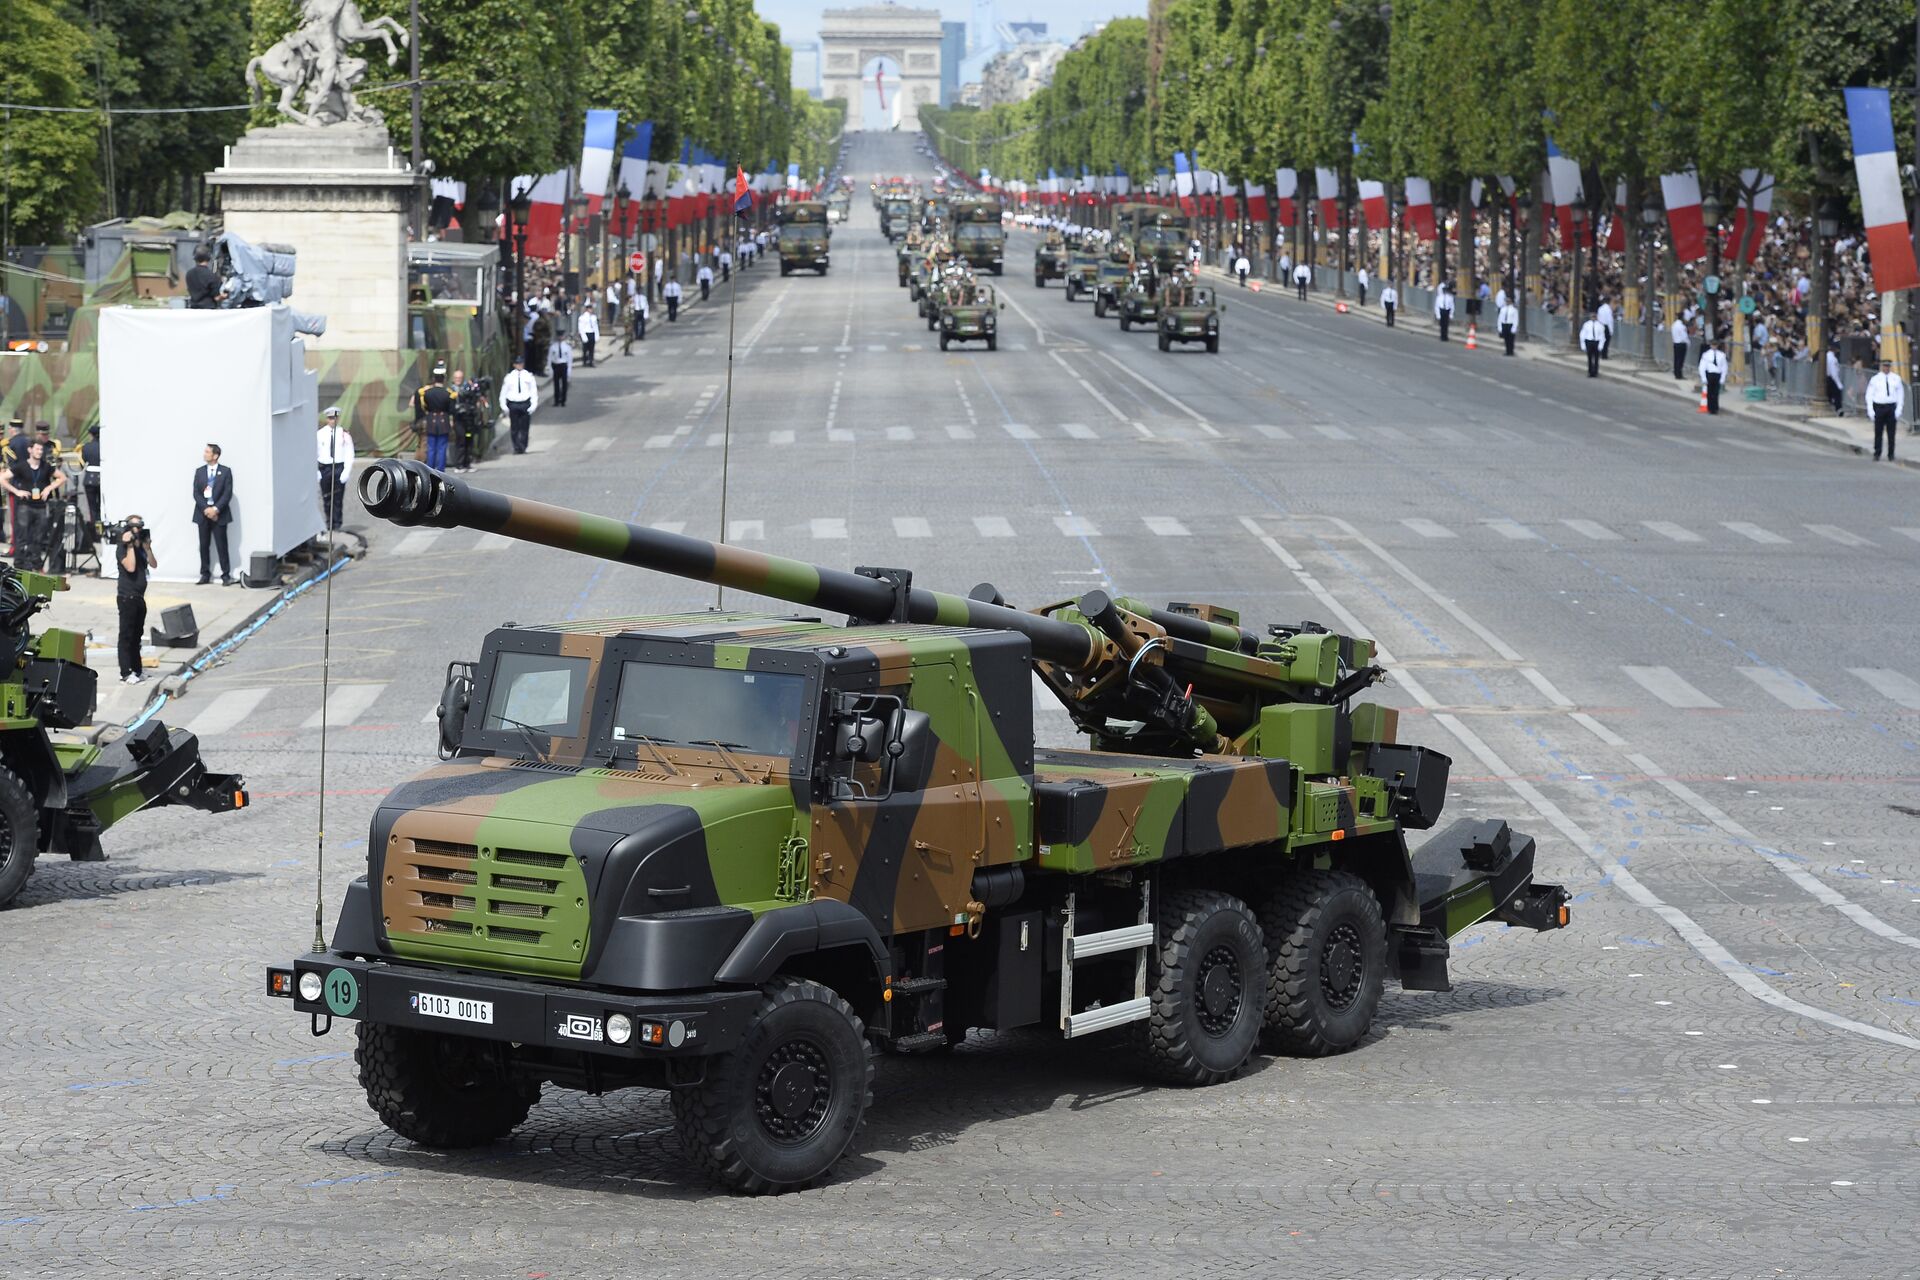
[1641, 202, 1660, 365]
[614, 179, 631, 308]
[509, 186, 531, 360]
[1434, 198, 1450, 289]
[1700, 187, 1724, 350]
[1812, 196, 1839, 365]
[1571, 203, 1587, 349]
[1515, 195, 1532, 340]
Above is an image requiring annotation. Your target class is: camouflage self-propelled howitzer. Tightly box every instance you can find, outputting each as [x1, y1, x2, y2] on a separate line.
[0, 566, 248, 908]
[272, 462, 1570, 1194]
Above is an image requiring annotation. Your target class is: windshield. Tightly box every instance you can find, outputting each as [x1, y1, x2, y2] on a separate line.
[1140, 227, 1185, 247]
[612, 662, 812, 759]
[886, 201, 911, 215]
[783, 226, 827, 243]
[485, 652, 591, 735]
[955, 223, 1002, 241]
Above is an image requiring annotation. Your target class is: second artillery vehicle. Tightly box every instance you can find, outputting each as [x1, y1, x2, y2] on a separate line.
[272, 461, 1570, 1196]
[948, 199, 1006, 275]
[0, 564, 249, 907]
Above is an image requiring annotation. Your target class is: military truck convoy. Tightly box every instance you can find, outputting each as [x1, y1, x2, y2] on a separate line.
[272, 461, 1570, 1195]
[776, 201, 831, 276]
[0, 565, 249, 908]
[948, 200, 1006, 275]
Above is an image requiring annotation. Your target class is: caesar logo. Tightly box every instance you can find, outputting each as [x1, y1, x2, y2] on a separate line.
[556, 1013, 603, 1042]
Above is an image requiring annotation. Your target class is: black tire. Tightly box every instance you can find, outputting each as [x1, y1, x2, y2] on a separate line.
[818, 266, 828, 276]
[672, 978, 872, 1195]
[1157, 332, 1170, 352]
[1141, 889, 1265, 1085]
[355, 1022, 539, 1147]
[939, 334, 949, 351]
[0, 763, 39, 908]
[1094, 297, 1106, 318]
[1034, 276, 1044, 289]
[986, 334, 997, 351]
[1258, 870, 1387, 1057]
[780, 264, 790, 277]
[1120, 316, 1130, 332]
[927, 313, 936, 331]
[1206, 335, 1220, 354]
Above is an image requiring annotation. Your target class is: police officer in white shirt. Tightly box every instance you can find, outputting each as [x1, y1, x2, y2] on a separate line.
[1596, 298, 1615, 359]
[548, 332, 572, 407]
[697, 260, 715, 302]
[719, 248, 733, 281]
[315, 406, 354, 531]
[575, 306, 599, 368]
[1579, 310, 1606, 377]
[1380, 281, 1398, 327]
[1356, 266, 1369, 307]
[1434, 283, 1454, 342]
[1497, 298, 1520, 356]
[1698, 341, 1729, 415]
[1234, 253, 1250, 286]
[664, 276, 683, 322]
[1293, 260, 1311, 301]
[1670, 316, 1689, 379]
[605, 281, 620, 326]
[1867, 358, 1904, 461]
[499, 355, 539, 454]
[1825, 347, 1845, 414]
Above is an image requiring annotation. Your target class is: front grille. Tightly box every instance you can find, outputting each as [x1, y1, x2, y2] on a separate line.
[381, 830, 591, 980]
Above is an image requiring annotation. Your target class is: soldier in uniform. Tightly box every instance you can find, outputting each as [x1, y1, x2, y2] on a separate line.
[413, 365, 457, 470]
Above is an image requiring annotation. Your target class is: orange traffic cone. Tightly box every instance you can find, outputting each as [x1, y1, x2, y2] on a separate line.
[1464, 323, 1478, 350]
[1335, 300, 1349, 314]
[1697, 387, 1709, 413]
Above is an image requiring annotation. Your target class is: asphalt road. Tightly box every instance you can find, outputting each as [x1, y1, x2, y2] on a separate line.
[4, 131, 1917, 1280]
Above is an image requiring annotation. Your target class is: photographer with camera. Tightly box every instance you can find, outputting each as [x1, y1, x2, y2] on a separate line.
[449, 368, 489, 472]
[113, 515, 157, 684]
[3, 438, 65, 571]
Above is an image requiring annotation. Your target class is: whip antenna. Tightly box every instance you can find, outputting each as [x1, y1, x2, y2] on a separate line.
[311, 533, 338, 953]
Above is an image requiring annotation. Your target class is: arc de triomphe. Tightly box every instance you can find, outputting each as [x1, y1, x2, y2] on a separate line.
[820, 5, 943, 131]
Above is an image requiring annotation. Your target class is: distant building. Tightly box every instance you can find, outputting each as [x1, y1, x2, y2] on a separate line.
[976, 38, 1068, 107]
[940, 22, 966, 106]
[1006, 20, 1046, 40]
[787, 40, 822, 98]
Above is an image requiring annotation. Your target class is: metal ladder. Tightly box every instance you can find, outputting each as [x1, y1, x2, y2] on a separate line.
[1059, 882, 1153, 1038]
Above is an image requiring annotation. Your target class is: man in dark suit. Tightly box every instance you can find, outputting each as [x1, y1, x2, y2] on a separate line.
[192, 442, 234, 585]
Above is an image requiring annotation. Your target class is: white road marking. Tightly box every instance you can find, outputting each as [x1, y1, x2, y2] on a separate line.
[1483, 518, 1538, 540]
[892, 516, 931, 539]
[809, 517, 848, 540]
[1061, 422, 1098, 439]
[1143, 516, 1191, 537]
[945, 424, 975, 440]
[1400, 518, 1455, 539]
[1312, 424, 1356, 441]
[393, 530, 442, 555]
[886, 426, 915, 441]
[1805, 523, 1872, 547]
[769, 429, 794, 445]
[1642, 520, 1703, 543]
[1848, 668, 1920, 710]
[1253, 424, 1293, 440]
[1561, 519, 1621, 541]
[705, 433, 724, 447]
[1094, 349, 1216, 431]
[644, 434, 672, 449]
[827, 428, 854, 443]
[1002, 422, 1038, 440]
[302, 682, 389, 730]
[974, 516, 1014, 538]
[1054, 515, 1099, 537]
[186, 688, 271, 736]
[1722, 521, 1788, 544]
[1623, 665, 1720, 708]
[726, 519, 763, 541]
[583, 436, 612, 452]
[474, 532, 513, 552]
[1893, 527, 1920, 543]
[1738, 667, 1837, 711]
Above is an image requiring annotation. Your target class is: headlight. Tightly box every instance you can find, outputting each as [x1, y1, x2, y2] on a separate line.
[606, 1013, 634, 1045]
[297, 971, 324, 1002]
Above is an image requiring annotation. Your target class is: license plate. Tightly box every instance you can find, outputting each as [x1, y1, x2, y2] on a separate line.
[413, 991, 493, 1024]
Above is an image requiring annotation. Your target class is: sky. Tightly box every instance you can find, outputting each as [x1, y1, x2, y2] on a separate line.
[759, 1, 1146, 50]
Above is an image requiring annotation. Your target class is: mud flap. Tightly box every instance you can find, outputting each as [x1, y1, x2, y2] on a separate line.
[1389, 818, 1569, 993]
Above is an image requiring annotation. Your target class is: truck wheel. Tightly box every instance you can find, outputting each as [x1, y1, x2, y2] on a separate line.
[1120, 317, 1130, 332]
[1034, 276, 1044, 289]
[355, 1022, 539, 1147]
[780, 264, 790, 277]
[1206, 335, 1220, 354]
[0, 764, 39, 908]
[927, 314, 936, 331]
[940, 335, 950, 351]
[1142, 889, 1266, 1086]
[1157, 333, 1170, 352]
[672, 977, 871, 1195]
[986, 334, 997, 351]
[1093, 297, 1106, 318]
[1258, 870, 1386, 1057]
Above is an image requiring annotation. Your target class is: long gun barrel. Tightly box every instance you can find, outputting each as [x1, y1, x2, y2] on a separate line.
[358, 461, 1101, 667]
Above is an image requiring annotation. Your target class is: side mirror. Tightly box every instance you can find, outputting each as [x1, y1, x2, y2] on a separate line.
[999, 303, 1006, 312]
[436, 660, 475, 760]
[835, 713, 888, 763]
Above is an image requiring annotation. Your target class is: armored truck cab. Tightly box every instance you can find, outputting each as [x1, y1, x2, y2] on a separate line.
[274, 465, 1570, 1197]
[776, 203, 831, 276]
[949, 200, 1005, 275]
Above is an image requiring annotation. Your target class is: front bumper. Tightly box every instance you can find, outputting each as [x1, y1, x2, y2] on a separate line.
[268, 952, 762, 1059]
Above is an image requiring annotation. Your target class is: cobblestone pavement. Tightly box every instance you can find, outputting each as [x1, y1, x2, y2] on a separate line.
[3, 133, 1916, 1280]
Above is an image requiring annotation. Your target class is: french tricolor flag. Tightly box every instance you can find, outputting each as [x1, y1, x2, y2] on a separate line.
[1274, 168, 1298, 227]
[1358, 179, 1387, 228]
[1660, 170, 1706, 264]
[1173, 152, 1195, 199]
[578, 109, 619, 202]
[1404, 176, 1435, 241]
[1314, 167, 1340, 229]
[1723, 170, 1773, 265]
[1846, 87, 1920, 293]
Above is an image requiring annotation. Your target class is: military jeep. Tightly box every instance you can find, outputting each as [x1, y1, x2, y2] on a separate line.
[1061, 250, 1101, 301]
[938, 282, 1004, 351]
[1157, 279, 1223, 353]
[1118, 267, 1162, 332]
[1033, 237, 1066, 287]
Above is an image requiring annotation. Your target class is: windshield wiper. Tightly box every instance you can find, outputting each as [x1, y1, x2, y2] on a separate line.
[697, 739, 755, 783]
[620, 730, 681, 777]
[490, 714, 556, 765]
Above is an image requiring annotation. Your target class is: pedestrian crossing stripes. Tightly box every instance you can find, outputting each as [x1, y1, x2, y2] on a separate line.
[974, 516, 1014, 537]
[1401, 518, 1455, 539]
[1623, 666, 1720, 709]
[1806, 524, 1873, 547]
[1896, 528, 1920, 543]
[184, 688, 271, 736]
[1642, 521, 1703, 543]
[893, 516, 931, 538]
[1561, 519, 1620, 542]
[393, 529, 442, 555]
[1722, 522, 1789, 544]
[1484, 519, 1539, 541]
[583, 437, 613, 452]
[1848, 668, 1920, 710]
[301, 683, 389, 729]
[1737, 666, 1836, 711]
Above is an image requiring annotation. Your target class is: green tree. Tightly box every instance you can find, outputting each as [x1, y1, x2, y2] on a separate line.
[1, 0, 100, 245]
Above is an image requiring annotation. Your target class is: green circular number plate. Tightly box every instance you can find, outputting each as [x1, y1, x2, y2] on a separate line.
[1738, 295, 1757, 315]
[1703, 274, 1721, 295]
[323, 968, 359, 1016]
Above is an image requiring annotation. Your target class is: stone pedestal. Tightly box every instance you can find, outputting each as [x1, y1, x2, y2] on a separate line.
[206, 124, 422, 350]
